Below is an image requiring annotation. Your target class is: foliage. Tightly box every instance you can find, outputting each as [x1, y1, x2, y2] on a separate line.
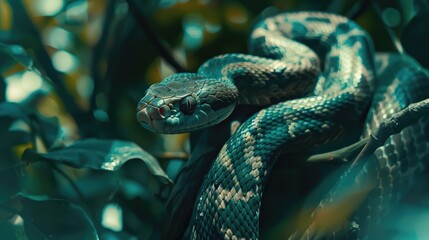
[0, 0, 428, 239]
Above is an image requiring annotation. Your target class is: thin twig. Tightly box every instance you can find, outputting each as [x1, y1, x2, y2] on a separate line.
[8, 0, 82, 120]
[306, 138, 369, 163]
[90, 0, 118, 116]
[0, 74, 5, 102]
[48, 161, 102, 227]
[349, 98, 429, 173]
[372, 1, 404, 54]
[125, 0, 186, 73]
[347, 0, 373, 20]
[329, 99, 429, 195]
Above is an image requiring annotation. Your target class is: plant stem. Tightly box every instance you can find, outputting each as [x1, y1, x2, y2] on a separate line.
[0, 74, 5, 102]
[372, 1, 404, 54]
[125, 0, 186, 73]
[349, 98, 429, 173]
[347, 0, 373, 20]
[90, 0, 118, 116]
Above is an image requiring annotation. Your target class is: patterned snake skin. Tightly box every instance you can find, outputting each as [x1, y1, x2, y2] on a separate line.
[294, 54, 429, 239]
[137, 12, 378, 239]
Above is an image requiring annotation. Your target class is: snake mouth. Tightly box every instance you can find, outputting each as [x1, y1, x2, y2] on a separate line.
[136, 107, 155, 129]
[136, 100, 171, 131]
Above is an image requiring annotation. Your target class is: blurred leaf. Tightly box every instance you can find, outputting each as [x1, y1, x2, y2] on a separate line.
[0, 103, 61, 169]
[0, 162, 24, 203]
[0, 221, 22, 240]
[0, 102, 29, 121]
[0, 102, 31, 150]
[22, 139, 172, 184]
[59, 171, 120, 200]
[401, 0, 429, 68]
[0, 43, 32, 77]
[28, 114, 60, 150]
[0, 103, 30, 202]
[21, 195, 98, 240]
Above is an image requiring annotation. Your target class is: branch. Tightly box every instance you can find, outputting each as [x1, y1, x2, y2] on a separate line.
[348, 98, 429, 174]
[347, 0, 373, 20]
[372, 1, 404, 54]
[306, 138, 368, 163]
[302, 98, 429, 237]
[0, 74, 5, 102]
[125, 0, 186, 73]
[90, 0, 118, 115]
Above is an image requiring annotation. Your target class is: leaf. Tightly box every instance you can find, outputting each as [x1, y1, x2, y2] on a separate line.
[28, 114, 60, 150]
[0, 43, 32, 76]
[22, 139, 172, 184]
[0, 160, 24, 203]
[0, 221, 22, 240]
[0, 100, 60, 152]
[0, 103, 32, 150]
[401, 0, 429, 68]
[0, 102, 29, 121]
[0, 103, 30, 202]
[58, 171, 121, 200]
[20, 195, 99, 240]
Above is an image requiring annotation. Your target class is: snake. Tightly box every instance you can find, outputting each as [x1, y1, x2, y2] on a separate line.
[293, 54, 429, 239]
[137, 12, 377, 239]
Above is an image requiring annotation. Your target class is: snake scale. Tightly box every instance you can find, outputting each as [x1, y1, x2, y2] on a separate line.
[295, 54, 429, 239]
[137, 12, 429, 239]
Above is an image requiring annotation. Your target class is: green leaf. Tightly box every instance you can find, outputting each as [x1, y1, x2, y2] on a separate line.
[0, 103, 30, 202]
[0, 221, 24, 240]
[0, 102, 29, 121]
[28, 114, 60, 150]
[22, 139, 172, 184]
[0, 103, 61, 151]
[20, 195, 98, 240]
[401, 0, 429, 68]
[0, 161, 24, 203]
[0, 103, 32, 149]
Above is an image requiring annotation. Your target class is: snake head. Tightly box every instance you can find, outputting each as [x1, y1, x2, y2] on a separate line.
[137, 73, 238, 134]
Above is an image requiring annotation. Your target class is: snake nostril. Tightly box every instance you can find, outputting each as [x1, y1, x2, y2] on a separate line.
[158, 106, 171, 118]
[149, 105, 170, 120]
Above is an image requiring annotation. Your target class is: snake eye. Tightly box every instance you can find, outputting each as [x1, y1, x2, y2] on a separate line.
[179, 96, 196, 114]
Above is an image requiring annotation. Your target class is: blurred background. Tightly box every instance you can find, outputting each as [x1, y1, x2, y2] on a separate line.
[0, 0, 427, 239]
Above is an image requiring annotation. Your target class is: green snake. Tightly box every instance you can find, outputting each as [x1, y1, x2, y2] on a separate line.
[136, 11, 428, 239]
[294, 54, 429, 239]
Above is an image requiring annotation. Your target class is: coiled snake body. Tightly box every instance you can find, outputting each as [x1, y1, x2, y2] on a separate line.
[136, 12, 428, 239]
[296, 54, 429, 239]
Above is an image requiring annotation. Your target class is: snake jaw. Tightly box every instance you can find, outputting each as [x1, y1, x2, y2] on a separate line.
[136, 95, 174, 132]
